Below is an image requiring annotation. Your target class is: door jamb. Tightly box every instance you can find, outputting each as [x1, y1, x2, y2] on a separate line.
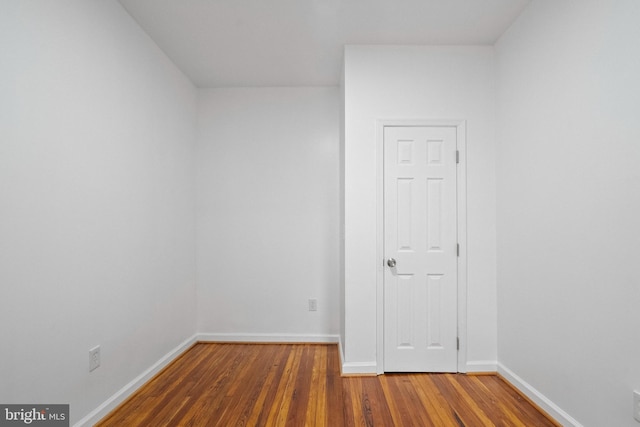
[376, 119, 468, 374]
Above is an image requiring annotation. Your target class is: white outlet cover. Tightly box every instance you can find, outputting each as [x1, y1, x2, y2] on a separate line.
[89, 346, 100, 372]
[634, 390, 640, 422]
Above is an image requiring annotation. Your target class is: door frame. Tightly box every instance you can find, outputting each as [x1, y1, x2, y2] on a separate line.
[376, 119, 468, 374]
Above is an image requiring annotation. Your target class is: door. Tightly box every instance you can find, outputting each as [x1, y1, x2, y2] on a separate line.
[383, 125, 458, 372]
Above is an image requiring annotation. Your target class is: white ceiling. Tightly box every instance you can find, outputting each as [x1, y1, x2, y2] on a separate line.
[119, 0, 530, 88]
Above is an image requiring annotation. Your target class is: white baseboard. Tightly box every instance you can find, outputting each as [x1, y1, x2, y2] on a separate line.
[196, 332, 340, 344]
[74, 334, 198, 427]
[340, 360, 378, 375]
[337, 336, 345, 375]
[498, 362, 583, 427]
[338, 359, 496, 376]
[466, 360, 497, 373]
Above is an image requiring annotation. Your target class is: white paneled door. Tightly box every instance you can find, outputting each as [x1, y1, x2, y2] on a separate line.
[383, 126, 458, 372]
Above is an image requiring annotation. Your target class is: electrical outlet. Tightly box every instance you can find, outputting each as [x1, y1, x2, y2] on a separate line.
[308, 299, 318, 312]
[634, 390, 640, 422]
[89, 346, 100, 372]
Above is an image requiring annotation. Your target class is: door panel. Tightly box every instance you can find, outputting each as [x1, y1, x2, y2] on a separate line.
[384, 126, 458, 372]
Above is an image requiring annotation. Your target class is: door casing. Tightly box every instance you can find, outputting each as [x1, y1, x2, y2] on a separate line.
[376, 119, 467, 374]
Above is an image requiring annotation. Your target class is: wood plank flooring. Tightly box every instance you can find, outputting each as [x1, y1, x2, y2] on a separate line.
[97, 343, 557, 427]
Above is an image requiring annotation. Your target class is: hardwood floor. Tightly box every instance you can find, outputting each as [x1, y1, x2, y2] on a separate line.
[97, 343, 557, 427]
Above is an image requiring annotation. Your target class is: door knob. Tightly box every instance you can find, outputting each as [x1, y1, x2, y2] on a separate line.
[387, 258, 396, 268]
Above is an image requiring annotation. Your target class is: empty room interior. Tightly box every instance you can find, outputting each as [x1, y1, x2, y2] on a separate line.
[2, 0, 640, 425]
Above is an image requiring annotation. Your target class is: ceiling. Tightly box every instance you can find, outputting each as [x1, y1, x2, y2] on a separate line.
[119, 0, 530, 88]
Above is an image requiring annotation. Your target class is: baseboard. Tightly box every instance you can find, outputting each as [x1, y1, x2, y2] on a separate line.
[498, 362, 583, 427]
[338, 352, 490, 376]
[196, 332, 340, 344]
[341, 362, 378, 376]
[74, 334, 198, 427]
[337, 336, 345, 374]
[466, 360, 497, 374]
[340, 360, 378, 376]
[338, 359, 496, 377]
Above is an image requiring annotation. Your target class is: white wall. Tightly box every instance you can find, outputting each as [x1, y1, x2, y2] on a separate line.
[0, 1, 197, 424]
[196, 87, 340, 339]
[496, 1, 640, 425]
[343, 46, 497, 372]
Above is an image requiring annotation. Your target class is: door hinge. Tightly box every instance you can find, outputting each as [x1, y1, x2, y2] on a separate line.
[456, 243, 460, 257]
[457, 337, 460, 350]
[456, 150, 460, 164]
